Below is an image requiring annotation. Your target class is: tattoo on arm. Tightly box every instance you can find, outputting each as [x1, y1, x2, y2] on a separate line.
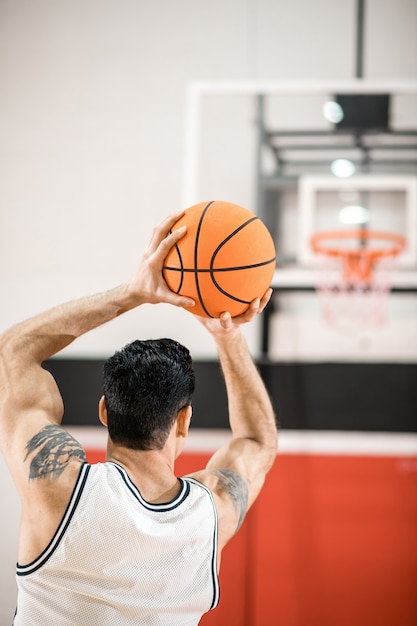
[213, 469, 248, 531]
[24, 424, 86, 480]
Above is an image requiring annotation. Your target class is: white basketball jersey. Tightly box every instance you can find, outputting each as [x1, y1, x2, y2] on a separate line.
[14, 462, 219, 626]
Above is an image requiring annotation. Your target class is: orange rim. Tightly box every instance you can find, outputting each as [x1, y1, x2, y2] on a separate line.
[310, 230, 406, 282]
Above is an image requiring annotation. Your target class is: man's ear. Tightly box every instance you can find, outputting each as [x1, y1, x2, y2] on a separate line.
[98, 395, 108, 428]
[176, 405, 192, 438]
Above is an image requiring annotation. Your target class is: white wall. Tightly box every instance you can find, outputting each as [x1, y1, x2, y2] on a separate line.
[0, 0, 416, 623]
[1, 0, 416, 359]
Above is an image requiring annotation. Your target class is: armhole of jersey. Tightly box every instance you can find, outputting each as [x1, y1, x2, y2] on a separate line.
[16, 462, 91, 576]
[184, 477, 220, 610]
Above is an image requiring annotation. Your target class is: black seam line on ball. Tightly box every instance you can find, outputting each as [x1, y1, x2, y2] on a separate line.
[162, 257, 276, 273]
[215, 289, 251, 305]
[195, 201, 216, 317]
[211, 218, 270, 303]
[210, 216, 259, 271]
[210, 216, 273, 296]
[169, 228, 184, 294]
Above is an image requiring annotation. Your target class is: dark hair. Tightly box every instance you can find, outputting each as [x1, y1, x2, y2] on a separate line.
[103, 338, 195, 450]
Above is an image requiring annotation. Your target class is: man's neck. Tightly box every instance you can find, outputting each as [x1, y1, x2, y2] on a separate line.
[106, 443, 181, 504]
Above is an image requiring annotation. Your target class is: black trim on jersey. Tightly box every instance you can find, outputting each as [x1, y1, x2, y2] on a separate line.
[185, 477, 220, 611]
[109, 462, 191, 511]
[16, 463, 91, 577]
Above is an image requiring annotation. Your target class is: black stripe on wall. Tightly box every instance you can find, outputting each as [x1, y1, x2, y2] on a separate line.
[43, 359, 417, 433]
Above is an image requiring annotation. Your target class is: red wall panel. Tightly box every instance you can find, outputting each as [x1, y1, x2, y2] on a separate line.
[251, 455, 417, 626]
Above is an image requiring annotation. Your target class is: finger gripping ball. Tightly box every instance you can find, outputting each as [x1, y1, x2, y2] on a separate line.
[163, 200, 276, 318]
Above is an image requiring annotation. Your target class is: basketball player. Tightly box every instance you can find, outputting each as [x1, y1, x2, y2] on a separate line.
[0, 211, 278, 625]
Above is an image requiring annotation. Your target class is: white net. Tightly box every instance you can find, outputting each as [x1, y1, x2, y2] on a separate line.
[313, 255, 394, 335]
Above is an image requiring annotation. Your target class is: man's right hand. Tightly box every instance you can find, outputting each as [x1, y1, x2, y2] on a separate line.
[127, 211, 196, 309]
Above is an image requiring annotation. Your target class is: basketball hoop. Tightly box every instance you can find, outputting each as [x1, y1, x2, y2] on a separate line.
[310, 230, 406, 334]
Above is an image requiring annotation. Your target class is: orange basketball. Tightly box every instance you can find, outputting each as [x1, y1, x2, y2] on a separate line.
[163, 200, 276, 318]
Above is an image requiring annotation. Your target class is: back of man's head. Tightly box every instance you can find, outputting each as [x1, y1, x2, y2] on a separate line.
[103, 338, 195, 450]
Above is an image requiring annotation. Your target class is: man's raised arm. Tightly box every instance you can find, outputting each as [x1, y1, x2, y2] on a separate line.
[189, 298, 278, 547]
[0, 212, 194, 484]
